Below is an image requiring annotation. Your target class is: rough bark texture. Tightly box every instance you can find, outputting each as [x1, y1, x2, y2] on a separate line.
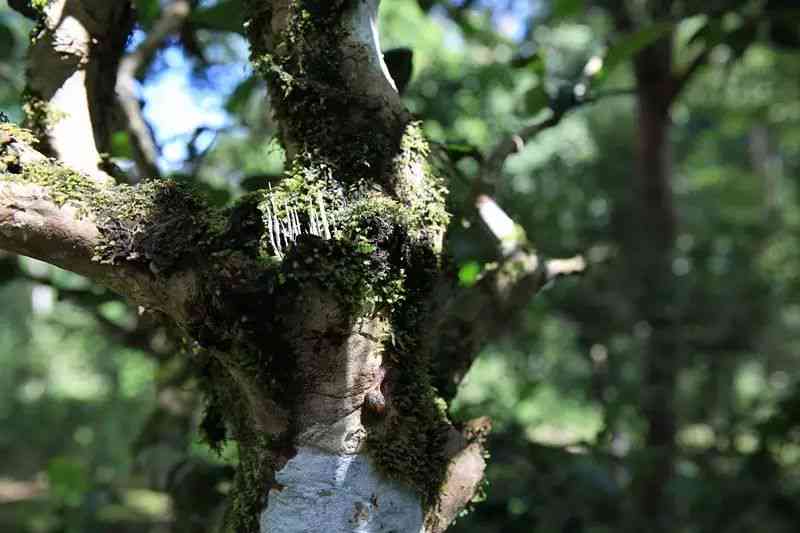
[0, 1, 575, 531]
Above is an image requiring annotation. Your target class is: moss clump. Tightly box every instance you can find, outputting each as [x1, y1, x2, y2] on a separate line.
[223, 436, 279, 533]
[92, 180, 221, 274]
[368, 375, 451, 504]
[0, 122, 38, 146]
[391, 122, 451, 235]
[366, 238, 453, 504]
[246, 0, 406, 188]
[22, 91, 67, 137]
[30, 0, 51, 13]
[0, 157, 99, 209]
[0, 152, 221, 274]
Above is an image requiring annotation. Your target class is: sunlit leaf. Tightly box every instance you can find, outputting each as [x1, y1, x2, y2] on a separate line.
[458, 261, 482, 287]
[110, 130, 134, 159]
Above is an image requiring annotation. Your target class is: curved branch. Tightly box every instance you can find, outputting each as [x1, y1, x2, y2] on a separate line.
[480, 88, 635, 193]
[431, 195, 585, 400]
[430, 246, 585, 400]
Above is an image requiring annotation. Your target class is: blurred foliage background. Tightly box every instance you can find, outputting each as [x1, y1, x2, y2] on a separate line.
[2, 0, 800, 532]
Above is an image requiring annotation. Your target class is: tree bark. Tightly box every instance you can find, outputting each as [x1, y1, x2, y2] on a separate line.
[627, 34, 680, 533]
[24, 0, 133, 183]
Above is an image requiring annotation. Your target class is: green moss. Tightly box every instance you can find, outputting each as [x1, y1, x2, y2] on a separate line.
[222, 435, 276, 533]
[365, 236, 453, 504]
[0, 152, 221, 274]
[246, 0, 404, 187]
[0, 123, 38, 146]
[91, 180, 222, 273]
[0, 158, 99, 209]
[30, 0, 51, 13]
[22, 91, 67, 136]
[392, 122, 451, 234]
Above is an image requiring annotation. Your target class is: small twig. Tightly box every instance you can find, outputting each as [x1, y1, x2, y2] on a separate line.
[480, 112, 563, 191]
[480, 87, 635, 193]
[545, 255, 587, 282]
[116, 0, 192, 180]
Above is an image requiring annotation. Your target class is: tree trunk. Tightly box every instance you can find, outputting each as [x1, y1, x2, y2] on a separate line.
[627, 36, 680, 532]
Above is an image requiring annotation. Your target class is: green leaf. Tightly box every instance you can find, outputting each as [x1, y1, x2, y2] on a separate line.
[110, 130, 134, 159]
[47, 457, 90, 507]
[444, 142, 481, 162]
[458, 261, 482, 287]
[191, 0, 245, 34]
[595, 22, 673, 85]
[552, 0, 584, 19]
[134, 0, 160, 29]
[523, 84, 550, 115]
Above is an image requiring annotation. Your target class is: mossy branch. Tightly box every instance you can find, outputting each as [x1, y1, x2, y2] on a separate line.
[0, 127, 202, 322]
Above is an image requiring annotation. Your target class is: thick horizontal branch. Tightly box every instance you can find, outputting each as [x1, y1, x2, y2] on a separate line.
[0, 131, 200, 323]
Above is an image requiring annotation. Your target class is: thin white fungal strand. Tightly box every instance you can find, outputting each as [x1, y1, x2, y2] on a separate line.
[264, 189, 342, 258]
[317, 192, 332, 239]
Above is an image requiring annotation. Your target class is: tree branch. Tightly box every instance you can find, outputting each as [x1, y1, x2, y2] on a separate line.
[430, 195, 585, 401]
[25, 0, 134, 184]
[0, 130, 199, 324]
[480, 111, 564, 192]
[431, 244, 585, 400]
[480, 87, 634, 194]
[431, 194, 586, 399]
[426, 417, 491, 533]
[117, 0, 192, 180]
